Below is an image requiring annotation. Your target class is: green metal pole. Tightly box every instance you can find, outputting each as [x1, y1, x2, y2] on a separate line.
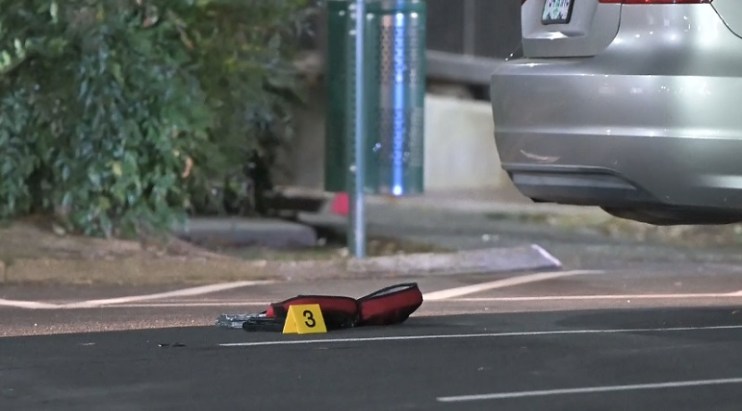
[324, 1, 349, 193]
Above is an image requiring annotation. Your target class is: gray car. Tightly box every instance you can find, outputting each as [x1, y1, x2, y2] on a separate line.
[491, 0, 742, 225]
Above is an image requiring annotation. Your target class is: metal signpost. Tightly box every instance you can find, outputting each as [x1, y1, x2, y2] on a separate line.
[350, 0, 367, 258]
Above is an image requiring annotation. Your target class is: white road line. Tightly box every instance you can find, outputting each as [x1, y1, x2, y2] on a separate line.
[113, 302, 271, 308]
[218, 324, 742, 348]
[444, 292, 742, 302]
[0, 299, 60, 309]
[422, 270, 603, 301]
[532, 244, 562, 268]
[55, 280, 273, 309]
[437, 377, 742, 402]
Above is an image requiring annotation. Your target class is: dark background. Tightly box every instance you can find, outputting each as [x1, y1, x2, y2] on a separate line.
[427, 0, 522, 59]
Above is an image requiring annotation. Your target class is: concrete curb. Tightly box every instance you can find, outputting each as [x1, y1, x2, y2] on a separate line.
[174, 217, 318, 248]
[0, 245, 562, 286]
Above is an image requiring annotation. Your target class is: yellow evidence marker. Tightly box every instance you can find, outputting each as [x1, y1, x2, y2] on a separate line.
[282, 304, 328, 334]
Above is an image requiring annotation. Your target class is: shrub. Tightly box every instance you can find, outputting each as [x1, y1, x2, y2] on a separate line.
[0, 0, 313, 236]
[182, 0, 314, 216]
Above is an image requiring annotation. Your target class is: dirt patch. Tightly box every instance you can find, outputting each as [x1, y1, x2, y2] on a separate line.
[0, 220, 444, 285]
[0, 220, 249, 285]
[0, 219, 225, 263]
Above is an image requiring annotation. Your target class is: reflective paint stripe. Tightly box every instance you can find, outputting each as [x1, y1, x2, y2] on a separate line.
[422, 270, 603, 301]
[442, 292, 742, 302]
[532, 244, 562, 268]
[218, 324, 742, 348]
[0, 281, 272, 310]
[112, 302, 271, 308]
[437, 377, 742, 402]
[62, 281, 273, 308]
[0, 299, 60, 309]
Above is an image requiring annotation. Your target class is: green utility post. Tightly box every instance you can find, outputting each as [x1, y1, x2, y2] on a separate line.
[325, 0, 427, 257]
[325, 0, 353, 193]
[364, 0, 426, 196]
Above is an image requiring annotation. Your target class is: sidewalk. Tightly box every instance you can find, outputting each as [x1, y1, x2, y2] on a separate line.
[364, 188, 606, 218]
[277, 184, 607, 217]
[179, 187, 608, 250]
[0, 188, 600, 286]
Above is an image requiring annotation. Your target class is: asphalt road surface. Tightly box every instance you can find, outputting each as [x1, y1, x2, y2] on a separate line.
[5, 261, 742, 410]
[5, 309, 742, 411]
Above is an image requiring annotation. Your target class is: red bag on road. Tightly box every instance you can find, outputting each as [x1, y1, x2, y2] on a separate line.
[218, 283, 423, 332]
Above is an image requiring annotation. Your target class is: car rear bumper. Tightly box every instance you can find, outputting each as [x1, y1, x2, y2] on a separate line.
[491, 4, 742, 214]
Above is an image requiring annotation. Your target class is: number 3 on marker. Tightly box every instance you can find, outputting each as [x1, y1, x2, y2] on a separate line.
[282, 304, 327, 334]
[303, 310, 316, 328]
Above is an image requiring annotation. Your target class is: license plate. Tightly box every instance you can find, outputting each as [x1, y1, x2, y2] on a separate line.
[542, 0, 574, 25]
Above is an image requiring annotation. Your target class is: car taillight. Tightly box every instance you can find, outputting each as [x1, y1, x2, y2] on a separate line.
[599, 0, 711, 3]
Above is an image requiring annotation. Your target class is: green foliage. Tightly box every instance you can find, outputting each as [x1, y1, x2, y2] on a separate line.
[0, 88, 36, 219]
[182, 0, 313, 215]
[0, 0, 313, 236]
